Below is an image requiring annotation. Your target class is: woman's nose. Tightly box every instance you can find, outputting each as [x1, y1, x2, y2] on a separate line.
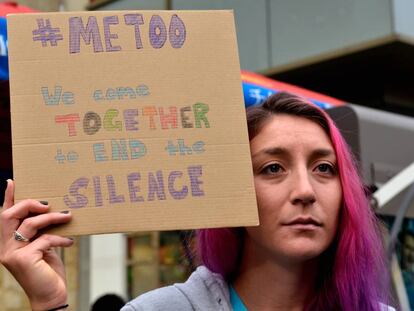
[290, 168, 316, 206]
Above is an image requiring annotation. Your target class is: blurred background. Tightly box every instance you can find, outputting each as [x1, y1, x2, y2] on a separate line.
[0, 0, 413, 310]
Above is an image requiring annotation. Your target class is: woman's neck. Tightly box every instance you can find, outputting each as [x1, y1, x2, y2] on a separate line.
[233, 239, 318, 311]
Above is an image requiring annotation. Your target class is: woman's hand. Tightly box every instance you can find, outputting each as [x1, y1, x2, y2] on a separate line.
[0, 180, 74, 311]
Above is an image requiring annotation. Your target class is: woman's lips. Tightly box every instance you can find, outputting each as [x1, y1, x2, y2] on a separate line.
[283, 217, 322, 230]
[286, 223, 321, 230]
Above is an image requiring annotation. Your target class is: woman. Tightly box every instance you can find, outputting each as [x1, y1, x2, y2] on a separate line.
[0, 92, 393, 311]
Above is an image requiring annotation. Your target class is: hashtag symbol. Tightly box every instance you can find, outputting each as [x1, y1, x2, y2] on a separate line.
[32, 19, 63, 47]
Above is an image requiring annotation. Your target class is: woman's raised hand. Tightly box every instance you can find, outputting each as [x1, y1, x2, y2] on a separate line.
[0, 180, 73, 311]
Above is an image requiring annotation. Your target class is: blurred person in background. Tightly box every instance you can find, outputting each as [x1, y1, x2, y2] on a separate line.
[91, 293, 125, 311]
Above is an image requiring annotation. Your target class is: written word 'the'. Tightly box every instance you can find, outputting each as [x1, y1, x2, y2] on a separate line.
[69, 14, 186, 54]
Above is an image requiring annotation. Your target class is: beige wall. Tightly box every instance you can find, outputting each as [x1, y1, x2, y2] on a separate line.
[14, 0, 89, 12]
[0, 240, 80, 311]
[13, 0, 59, 12]
[0, 267, 30, 311]
[62, 0, 89, 11]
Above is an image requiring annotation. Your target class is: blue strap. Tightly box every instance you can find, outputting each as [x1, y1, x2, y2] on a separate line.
[229, 285, 248, 311]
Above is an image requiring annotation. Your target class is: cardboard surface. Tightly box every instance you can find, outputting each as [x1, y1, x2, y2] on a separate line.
[7, 10, 258, 236]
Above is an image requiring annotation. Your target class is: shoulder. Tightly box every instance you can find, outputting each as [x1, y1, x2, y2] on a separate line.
[121, 266, 231, 311]
[379, 302, 396, 311]
[121, 284, 192, 311]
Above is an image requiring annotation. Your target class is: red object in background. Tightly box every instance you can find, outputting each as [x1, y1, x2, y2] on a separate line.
[0, 2, 36, 16]
[241, 70, 345, 107]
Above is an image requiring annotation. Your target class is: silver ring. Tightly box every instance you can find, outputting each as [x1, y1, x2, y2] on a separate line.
[14, 230, 29, 242]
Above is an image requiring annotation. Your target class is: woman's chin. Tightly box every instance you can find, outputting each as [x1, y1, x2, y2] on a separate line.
[277, 240, 329, 263]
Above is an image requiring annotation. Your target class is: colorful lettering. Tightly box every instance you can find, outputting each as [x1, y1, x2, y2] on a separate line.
[103, 109, 122, 131]
[143, 106, 158, 129]
[93, 89, 104, 101]
[103, 15, 121, 52]
[169, 14, 186, 48]
[123, 109, 139, 131]
[55, 113, 80, 136]
[127, 172, 144, 203]
[93, 143, 108, 162]
[180, 106, 193, 128]
[148, 170, 166, 201]
[93, 176, 103, 207]
[107, 174, 125, 204]
[168, 171, 188, 199]
[149, 15, 167, 49]
[193, 103, 210, 128]
[83, 111, 102, 135]
[111, 139, 129, 160]
[124, 14, 144, 49]
[117, 87, 136, 99]
[69, 16, 103, 54]
[159, 107, 178, 129]
[129, 140, 146, 159]
[188, 165, 204, 196]
[63, 177, 89, 208]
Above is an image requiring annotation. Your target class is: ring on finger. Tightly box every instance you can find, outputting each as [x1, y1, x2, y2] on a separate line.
[13, 230, 30, 242]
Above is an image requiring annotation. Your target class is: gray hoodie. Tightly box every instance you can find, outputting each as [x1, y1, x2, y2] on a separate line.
[120, 266, 396, 311]
[121, 266, 231, 311]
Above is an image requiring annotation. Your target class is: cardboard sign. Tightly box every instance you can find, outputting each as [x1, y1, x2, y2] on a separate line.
[7, 10, 258, 236]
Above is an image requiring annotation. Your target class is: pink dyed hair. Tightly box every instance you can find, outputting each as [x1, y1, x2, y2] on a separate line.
[197, 92, 391, 310]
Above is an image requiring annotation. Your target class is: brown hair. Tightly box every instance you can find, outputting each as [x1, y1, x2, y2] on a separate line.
[246, 92, 330, 141]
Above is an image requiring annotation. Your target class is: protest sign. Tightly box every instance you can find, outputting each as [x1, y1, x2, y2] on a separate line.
[7, 10, 258, 236]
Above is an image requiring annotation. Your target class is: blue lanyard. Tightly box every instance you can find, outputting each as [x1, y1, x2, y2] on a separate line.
[229, 285, 248, 311]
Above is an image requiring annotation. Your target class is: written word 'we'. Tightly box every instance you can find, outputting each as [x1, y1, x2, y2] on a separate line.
[42, 86, 74, 106]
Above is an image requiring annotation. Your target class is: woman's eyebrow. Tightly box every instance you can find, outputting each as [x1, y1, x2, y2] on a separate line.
[252, 147, 335, 160]
[311, 148, 335, 158]
[251, 147, 288, 159]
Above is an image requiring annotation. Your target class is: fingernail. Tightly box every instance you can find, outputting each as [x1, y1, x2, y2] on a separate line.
[68, 237, 74, 241]
[39, 200, 48, 205]
[60, 210, 70, 214]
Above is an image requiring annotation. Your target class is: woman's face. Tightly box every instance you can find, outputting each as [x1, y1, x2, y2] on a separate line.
[247, 114, 342, 264]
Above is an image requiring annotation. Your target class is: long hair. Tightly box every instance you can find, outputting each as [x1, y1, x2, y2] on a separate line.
[197, 92, 391, 310]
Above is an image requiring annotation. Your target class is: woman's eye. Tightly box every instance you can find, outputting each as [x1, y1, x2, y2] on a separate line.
[315, 163, 335, 175]
[262, 163, 283, 175]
